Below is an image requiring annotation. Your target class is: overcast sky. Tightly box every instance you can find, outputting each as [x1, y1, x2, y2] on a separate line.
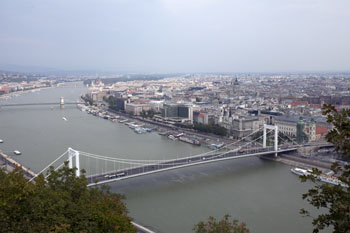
[1, 0, 349, 73]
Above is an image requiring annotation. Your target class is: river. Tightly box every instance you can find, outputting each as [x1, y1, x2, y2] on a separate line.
[0, 82, 329, 233]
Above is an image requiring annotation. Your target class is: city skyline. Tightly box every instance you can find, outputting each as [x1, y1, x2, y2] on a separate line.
[1, 0, 350, 73]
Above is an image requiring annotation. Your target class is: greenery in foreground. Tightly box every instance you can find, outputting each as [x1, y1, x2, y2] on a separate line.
[0, 163, 136, 233]
[300, 104, 350, 233]
[193, 214, 249, 233]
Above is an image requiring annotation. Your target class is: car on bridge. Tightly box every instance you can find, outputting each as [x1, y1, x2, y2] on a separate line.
[116, 172, 126, 177]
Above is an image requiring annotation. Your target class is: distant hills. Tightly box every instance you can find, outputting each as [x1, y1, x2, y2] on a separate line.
[0, 64, 116, 76]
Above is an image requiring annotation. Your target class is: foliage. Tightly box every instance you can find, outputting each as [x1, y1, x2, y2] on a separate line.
[193, 214, 250, 233]
[175, 123, 227, 136]
[0, 163, 136, 233]
[104, 96, 123, 112]
[300, 104, 350, 233]
[140, 109, 155, 119]
[192, 123, 227, 136]
[81, 95, 93, 105]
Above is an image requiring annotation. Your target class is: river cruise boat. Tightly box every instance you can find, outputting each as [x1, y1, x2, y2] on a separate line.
[179, 136, 201, 146]
[291, 167, 348, 188]
[290, 167, 311, 176]
[319, 175, 348, 188]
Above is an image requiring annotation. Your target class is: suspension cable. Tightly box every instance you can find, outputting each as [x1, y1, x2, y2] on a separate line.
[29, 150, 68, 182]
[77, 126, 266, 164]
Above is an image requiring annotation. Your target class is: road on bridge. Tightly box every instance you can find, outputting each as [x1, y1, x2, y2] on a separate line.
[87, 146, 298, 186]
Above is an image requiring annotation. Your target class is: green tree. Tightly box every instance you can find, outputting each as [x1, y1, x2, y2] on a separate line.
[146, 109, 155, 118]
[193, 123, 227, 136]
[193, 214, 250, 233]
[81, 95, 93, 105]
[140, 110, 147, 119]
[300, 104, 350, 233]
[0, 163, 136, 233]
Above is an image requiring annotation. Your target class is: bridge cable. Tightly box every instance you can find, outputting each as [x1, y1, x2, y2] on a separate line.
[29, 150, 68, 182]
[77, 126, 266, 165]
[85, 131, 275, 178]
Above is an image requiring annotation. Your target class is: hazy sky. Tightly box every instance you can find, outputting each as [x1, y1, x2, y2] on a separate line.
[1, 0, 349, 73]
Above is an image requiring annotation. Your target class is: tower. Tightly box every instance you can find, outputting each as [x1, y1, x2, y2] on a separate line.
[68, 148, 80, 177]
[60, 97, 64, 109]
[232, 77, 240, 96]
[296, 117, 308, 144]
[263, 124, 279, 157]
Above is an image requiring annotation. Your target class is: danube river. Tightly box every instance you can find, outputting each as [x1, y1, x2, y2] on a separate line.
[0, 83, 329, 233]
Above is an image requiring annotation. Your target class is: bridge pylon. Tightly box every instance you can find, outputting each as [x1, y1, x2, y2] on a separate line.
[68, 148, 80, 177]
[263, 124, 279, 157]
[60, 97, 64, 109]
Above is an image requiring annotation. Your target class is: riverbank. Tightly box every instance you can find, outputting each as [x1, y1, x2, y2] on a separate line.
[0, 86, 53, 100]
[0, 152, 36, 179]
[78, 102, 232, 149]
[262, 153, 333, 173]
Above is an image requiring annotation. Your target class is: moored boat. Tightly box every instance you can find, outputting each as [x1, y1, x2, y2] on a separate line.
[291, 167, 348, 188]
[290, 167, 310, 176]
[179, 136, 201, 146]
[168, 135, 177, 140]
[319, 175, 348, 188]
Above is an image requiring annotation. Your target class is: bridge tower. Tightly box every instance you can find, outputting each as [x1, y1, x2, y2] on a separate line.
[263, 124, 279, 157]
[60, 97, 64, 109]
[68, 148, 80, 177]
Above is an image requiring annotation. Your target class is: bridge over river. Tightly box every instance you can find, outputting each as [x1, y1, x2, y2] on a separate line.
[27, 124, 332, 187]
[0, 97, 83, 108]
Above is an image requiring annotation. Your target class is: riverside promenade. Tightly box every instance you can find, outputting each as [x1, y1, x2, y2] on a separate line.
[0, 152, 36, 179]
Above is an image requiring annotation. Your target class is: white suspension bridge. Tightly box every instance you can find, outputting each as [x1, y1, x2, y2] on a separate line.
[28, 124, 310, 186]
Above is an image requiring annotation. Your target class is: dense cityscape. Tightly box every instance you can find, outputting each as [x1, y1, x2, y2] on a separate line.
[1, 0, 350, 232]
[3, 71, 350, 147]
[2, 71, 350, 174]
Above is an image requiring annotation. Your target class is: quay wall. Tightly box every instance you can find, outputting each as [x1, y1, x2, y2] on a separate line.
[0, 152, 36, 179]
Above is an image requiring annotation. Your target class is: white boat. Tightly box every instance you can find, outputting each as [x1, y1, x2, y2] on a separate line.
[14, 150, 21, 155]
[291, 167, 348, 188]
[168, 135, 177, 140]
[62, 117, 68, 121]
[128, 124, 139, 129]
[134, 127, 147, 134]
[0, 139, 3, 143]
[291, 168, 310, 176]
[208, 143, 225, 150]
[144, 127, 152, 132]
[319, 175, 348, 188]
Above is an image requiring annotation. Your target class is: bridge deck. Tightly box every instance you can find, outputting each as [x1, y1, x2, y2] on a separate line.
[87, 147, 298, 186]
[0, 102, 83, 107]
